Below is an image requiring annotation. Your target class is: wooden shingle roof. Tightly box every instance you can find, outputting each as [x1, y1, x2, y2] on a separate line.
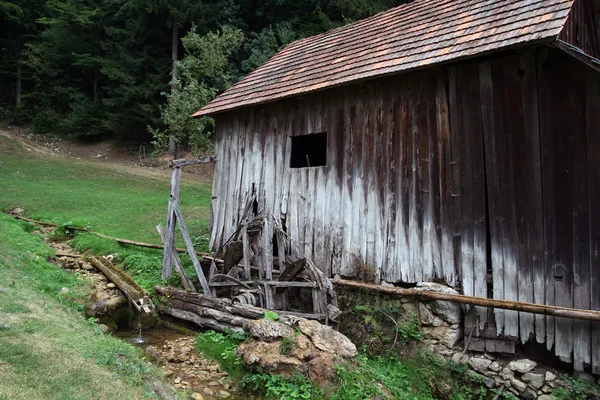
[195, 0, 575, 116]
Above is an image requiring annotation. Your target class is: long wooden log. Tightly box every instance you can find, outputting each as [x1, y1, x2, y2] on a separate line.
[155, 286, 265, 319]
[169, 299, 252, 328]
[13, 215, 213, 257]
[157, 305, 244, 334]
[90, 257, 144, 302]
[333, 279, 600, 322]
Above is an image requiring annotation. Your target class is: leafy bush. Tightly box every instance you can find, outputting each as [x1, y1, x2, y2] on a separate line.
[196, 330, 247, 378]
[242, 372, 318, 400]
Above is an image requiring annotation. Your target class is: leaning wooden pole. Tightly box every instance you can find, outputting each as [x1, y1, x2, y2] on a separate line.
[332, 279, 600, 322]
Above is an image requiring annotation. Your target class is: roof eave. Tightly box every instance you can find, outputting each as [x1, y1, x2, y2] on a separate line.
[195, 36, 561, 118]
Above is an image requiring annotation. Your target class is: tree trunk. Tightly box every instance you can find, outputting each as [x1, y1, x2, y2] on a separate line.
[171, 20, 179, 92]
[16, 62, 22, 106]
[168, 20, 181, 158]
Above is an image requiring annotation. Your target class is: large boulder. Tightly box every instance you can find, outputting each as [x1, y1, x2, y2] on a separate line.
[237, 318, 356, 384]
[297, 319, 357, 358]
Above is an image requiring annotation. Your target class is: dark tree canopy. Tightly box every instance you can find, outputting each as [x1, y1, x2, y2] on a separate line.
[0, 0, 408, 143]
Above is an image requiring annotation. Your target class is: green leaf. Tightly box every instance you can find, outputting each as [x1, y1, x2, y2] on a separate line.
[264, 311, 280, 321]
[364, 315, 373, 324]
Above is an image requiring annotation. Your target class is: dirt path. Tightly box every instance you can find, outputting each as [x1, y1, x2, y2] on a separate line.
[0, 126, 213, 183]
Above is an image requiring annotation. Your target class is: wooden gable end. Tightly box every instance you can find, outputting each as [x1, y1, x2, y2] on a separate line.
[559, 0, 600, 58]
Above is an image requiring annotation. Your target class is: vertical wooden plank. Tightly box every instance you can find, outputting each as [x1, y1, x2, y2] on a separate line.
[504, 54, 535, 342]
[455, 64, 475, 310]
[469, 69, 487, 326]
[448, 67, 463, 290]
[567, 63, 590, 371]
[538, 48, 574, 361]
[374, 83, 387, 282]
[479, 61, 505, 335]
[351, 87, 366, 271]
[383, 82, 398, 282]
[586, 68, 600, 375]
[365, 85, 377, 274]
[436, 73, 456, 285]
[519, 52, 546, 344]
[427, 73, 442, 282]
[417, 74, 433, 283]
[400, 79, 413, 282]
[495, 58, 519, 339]
[536, 48, 555, 350]
[210, 121, 224, 251]
[408, 78, 421, 283]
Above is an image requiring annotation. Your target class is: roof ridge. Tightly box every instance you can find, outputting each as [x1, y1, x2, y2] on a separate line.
[195, 0, 574, 117]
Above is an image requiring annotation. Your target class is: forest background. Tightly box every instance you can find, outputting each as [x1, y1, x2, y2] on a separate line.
[0, 0, 408, 152]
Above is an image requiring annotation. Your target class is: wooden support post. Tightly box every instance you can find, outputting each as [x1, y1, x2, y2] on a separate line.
[171, 200, 212, 296]
[162, 166, 182, 280]
[157, 224, 196, 292]
[242, 225, 251, 280]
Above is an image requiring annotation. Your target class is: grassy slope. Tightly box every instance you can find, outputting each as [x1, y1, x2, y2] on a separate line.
[0, 135, 212, 290]
[0, 214, 168, 400]
[0, 135, 212, 243]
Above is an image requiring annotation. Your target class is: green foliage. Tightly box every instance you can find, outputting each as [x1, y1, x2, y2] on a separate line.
[242, 373, 318, 400]
[554, 375, 600, 400]
[151, 26, 244, 153]
[280, 335, 299, 355]
[1, 0, 409, 145]
[196, 330, 246, 378]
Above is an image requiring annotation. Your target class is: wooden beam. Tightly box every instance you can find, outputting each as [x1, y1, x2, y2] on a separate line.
[333, 279, 600, 322]
[171, 200, 212, 295]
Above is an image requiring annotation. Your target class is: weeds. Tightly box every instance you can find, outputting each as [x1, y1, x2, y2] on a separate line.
[242, 373, 318, 400]
[554, 375, 600, 400]
[280, 335, 299, 355]
[196, 330, 246, 378]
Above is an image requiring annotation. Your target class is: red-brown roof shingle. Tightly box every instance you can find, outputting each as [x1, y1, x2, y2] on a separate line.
[195, 0, 574, 116]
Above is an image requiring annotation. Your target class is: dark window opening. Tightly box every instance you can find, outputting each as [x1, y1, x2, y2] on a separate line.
[290, 132, 327, 168]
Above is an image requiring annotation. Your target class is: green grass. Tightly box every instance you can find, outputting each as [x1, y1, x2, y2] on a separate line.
[0, 135, 211, 244]
[0, 134, 212, 290]
[0, 213, 173, 400]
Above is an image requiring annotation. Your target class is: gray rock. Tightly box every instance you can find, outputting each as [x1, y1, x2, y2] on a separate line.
[522, 372, 545, 390]
[545, 371, 556, 382]
[483, 377, 495, 389]
[521, 388, 536, 399]
[59, 287, 70, 294]
[537, 395, 557, 400]
[500, 367, 515, 380]
[541, 384, 552, 394]
[249, 319, 295, 341]
[508, 359, 537, 374]
[298, 319, 357, 357]
[422, 325, 462, 348]
[489, 362, 502, 372]
[416, 282, 462, 324]
[484, 352, 496, 360]
[98, 324, 113, 334]
[510, 378, 527, 392]
[418, 303, 435, 325]
[452, 353, 469, 364]
[106, 283, 116, 289]
[468, 357, 493, 373]
[217, 390, 231, 399]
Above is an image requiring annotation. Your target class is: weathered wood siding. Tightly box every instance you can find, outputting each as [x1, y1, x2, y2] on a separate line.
[559, 0, 600, 59]
[211, 45, 600, 371]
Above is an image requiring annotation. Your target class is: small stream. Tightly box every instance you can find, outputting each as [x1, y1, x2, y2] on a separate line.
[45, 233, 240, 399]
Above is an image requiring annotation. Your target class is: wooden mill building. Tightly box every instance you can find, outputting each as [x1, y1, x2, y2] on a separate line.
[196, 0, 600, 372]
